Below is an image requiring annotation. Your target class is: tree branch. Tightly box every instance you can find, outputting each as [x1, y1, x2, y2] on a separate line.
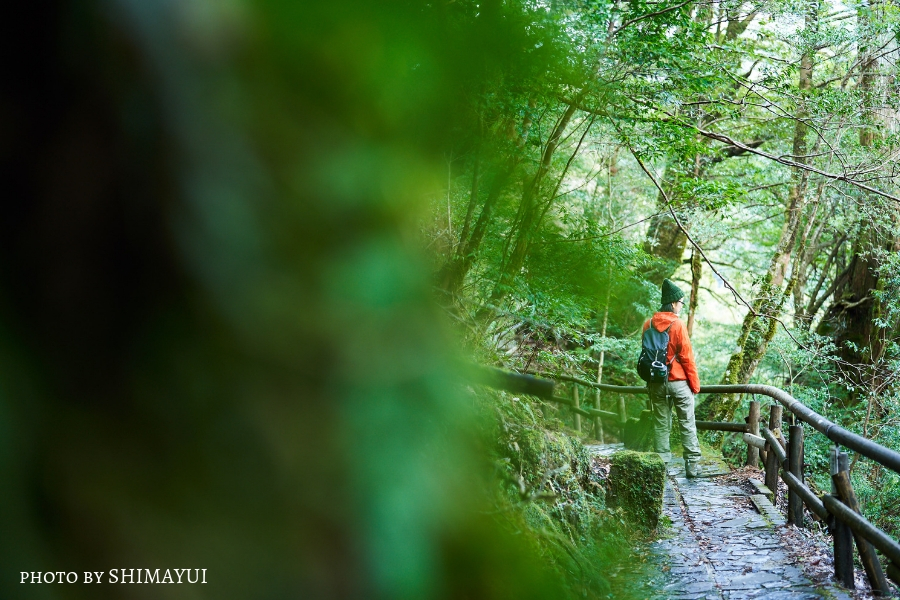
[659, 110, 900, 203]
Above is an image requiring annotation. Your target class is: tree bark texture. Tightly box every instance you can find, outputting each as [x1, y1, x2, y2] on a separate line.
[687, 247, 701, 337]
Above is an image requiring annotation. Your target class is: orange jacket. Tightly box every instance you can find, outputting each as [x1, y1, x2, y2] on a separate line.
[642, 312, 701, 394]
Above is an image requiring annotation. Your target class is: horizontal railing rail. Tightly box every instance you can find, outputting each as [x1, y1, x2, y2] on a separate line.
[477, 367, 900, 593]
[700, 384, 900, 477]
[482, 368, 900, 477]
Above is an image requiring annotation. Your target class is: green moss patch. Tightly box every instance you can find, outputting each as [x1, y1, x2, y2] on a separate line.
[608, 450, 666, 531]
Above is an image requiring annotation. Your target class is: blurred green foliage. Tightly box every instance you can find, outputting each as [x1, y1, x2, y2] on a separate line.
[0, 0, 620, 598]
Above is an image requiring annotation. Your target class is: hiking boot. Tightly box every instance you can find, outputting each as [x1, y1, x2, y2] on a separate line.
[685, 460, 703, 478]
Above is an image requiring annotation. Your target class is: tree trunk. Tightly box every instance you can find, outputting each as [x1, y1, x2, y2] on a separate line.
[817, 7, 892, 395]
[858, 0, 878, 148]
[791, 181, 827, 326]
[438, 106, 535, 297]
[438, 162, 515, 296]
[817, 230, 883, 388]
[686, 247, 701, 337]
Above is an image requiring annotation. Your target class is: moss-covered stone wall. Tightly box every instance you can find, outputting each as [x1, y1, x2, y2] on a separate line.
[608, 450, 666, 531]
[485, 390, 662, 598]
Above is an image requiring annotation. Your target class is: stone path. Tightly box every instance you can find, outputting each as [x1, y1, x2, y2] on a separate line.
[589, 445, 855, 600]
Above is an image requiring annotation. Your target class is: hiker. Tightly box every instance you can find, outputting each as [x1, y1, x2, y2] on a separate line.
[642, 278, 703, 477]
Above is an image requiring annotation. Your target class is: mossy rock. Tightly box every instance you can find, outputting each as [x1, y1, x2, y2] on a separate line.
[487, 391, 659, 598]
[607, 450, 665, 531]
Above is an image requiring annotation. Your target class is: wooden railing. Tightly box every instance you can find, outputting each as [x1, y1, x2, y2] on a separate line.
[477, 367, 900, 594]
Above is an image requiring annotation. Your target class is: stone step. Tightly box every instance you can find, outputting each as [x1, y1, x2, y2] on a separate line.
[750, 478, 775, 503]
[749, 493, 787, 527]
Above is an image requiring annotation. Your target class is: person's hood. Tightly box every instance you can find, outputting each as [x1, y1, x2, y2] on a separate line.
[651, 311, 679, 332]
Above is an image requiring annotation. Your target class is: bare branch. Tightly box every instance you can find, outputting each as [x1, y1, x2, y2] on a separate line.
[654, 108, 900, 203]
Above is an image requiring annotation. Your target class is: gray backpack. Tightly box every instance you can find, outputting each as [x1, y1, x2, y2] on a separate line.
[637, 324, 673, 383]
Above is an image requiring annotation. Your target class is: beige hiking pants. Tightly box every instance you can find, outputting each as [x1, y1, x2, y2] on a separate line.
[648, 379, 701, 463]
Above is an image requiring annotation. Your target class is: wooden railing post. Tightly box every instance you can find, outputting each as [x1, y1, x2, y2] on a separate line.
[833, 468, 891, 595]
[593, 390, 603, 442]
[765, 405, 783, 504]
[573, 385, 581, 433]
[831, 448, 855, 588]
[746, 400, 760, 467]
[887, 562, 900, 587]
[788, 424, 804, 526]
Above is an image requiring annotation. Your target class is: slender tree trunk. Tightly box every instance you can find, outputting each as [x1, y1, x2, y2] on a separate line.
[792, 180, 826, 325]
[804, 231, 849, 322]
[858, 0, 878, 148]
[594, 283, 611, 439]
[457, 156, 480, 251]
[438, 106, 535, 296]
[687, 247, 701, 337]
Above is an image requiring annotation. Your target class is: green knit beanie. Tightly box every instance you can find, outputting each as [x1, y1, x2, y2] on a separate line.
[661, 278, 685, 305]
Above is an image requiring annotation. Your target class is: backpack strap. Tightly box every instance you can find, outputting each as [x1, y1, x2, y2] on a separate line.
[662, 324, 676, 366]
